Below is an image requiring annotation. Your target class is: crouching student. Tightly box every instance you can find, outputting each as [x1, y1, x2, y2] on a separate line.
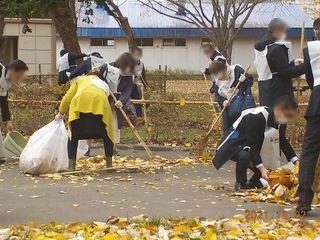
[213, 96, 299, 191]
[0, 60, 28, 164]
[57, 49, 87, 85]
[95, 52, 136, 153]
[56, 75, 115, 170]
[209, 60, 255, 133]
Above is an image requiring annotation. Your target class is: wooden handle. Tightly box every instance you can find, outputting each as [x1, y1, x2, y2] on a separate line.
[109, 91, 154, 159]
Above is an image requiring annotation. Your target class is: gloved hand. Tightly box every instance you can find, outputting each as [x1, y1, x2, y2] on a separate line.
[201, 68, 206, 74]
[55, 112, 65, 121]
[239, 74, 246, 82]
[295, 59, 304, 65]
[115, 100, 123, 109]
[223, 100, 229, 108]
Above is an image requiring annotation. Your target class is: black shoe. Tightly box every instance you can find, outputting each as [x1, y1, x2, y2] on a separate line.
[68, 158, 76, 171]
[247, 180, 264, 189]
[295, 205, 311, 217]
[235, 182, 248, 191]
[106, 157, 113, 168]
[83, 149, 91, 158]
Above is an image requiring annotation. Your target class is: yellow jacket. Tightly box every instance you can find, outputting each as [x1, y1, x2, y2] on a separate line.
[59, 76, 115, 143]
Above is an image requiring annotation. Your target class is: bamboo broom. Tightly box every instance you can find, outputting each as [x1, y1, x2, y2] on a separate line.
[192, 65, 251, 155]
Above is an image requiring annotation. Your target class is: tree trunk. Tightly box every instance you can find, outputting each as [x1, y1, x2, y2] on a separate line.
[118, 16, 137, 53]
[0, 15, 5, 59]
[48, 0, 82, 54]
[105, 0, 137, 53]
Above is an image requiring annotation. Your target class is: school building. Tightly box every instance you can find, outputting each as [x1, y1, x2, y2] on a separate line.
[1, 2, 314, 74]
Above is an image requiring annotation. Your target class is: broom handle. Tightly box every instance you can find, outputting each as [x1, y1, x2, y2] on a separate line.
[203, 73, 218, 115]
[205, 65, 251, 138]
[297, 21, 305, 110]
[109, 91, 154, 159]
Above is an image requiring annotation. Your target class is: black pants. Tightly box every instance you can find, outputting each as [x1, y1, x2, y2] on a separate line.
[297, 116, 320, 208]
[68, 135, 114, 160]
[222, 109, 234, 134]
[233, 150, 262, 184]
[67, 113, 114, 159]
[132, 84, 142, 117]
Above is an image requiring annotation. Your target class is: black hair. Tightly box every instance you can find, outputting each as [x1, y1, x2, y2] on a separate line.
[314, 18, 320, 30]
[268, 18, 288, 33]
[60, 49, 68, 57]
[91, 52, 103, 59]
[7, 59, 28, 72]
[209, 60, 227, 75]
[274, 95, 297, 110]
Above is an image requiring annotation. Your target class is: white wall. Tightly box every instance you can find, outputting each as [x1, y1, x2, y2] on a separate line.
[56, 36, 302, 73]
[4, 20, 55, 74]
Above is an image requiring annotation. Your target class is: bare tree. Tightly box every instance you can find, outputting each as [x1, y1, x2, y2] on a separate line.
[139, 0, 266, 60]
[93, 0, 137, 52]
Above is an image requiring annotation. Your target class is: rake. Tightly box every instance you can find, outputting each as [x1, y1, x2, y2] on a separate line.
[192, 65, 251, 155]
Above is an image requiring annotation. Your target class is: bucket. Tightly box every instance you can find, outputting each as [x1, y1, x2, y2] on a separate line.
[3, 132, 28, 156]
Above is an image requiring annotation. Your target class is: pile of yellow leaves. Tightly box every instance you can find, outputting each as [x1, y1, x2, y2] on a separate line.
[232, 164, 320, 206]
[3, 215, 320, 239]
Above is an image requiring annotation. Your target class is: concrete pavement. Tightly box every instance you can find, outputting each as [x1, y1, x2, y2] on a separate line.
[0, 148, 319, 226]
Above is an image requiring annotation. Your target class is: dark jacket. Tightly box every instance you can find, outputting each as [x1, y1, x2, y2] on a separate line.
[213, 65, 253, 108]
[0, 67, 10, 122]
[213, 107, 296, 170]
[303, 45, 320, 118]
[255, 34, 305, 107]
[58, 53, 86, 85]
[68, 58, 92, 80]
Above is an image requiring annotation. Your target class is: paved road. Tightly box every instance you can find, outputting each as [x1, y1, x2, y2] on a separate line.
[0, 148, 319, 226]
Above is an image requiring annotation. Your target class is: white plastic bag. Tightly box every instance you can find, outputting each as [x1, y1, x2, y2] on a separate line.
[77, 140, 89, 160]
[19, 119, 69, 175]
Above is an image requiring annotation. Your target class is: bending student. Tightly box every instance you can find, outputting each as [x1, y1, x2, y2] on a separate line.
[56, 75, 115, 170]
[213, 96, 299, 191]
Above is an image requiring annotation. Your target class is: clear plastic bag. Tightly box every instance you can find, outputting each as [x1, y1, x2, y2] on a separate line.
[19, 119, 69, 175]
[77, 140, 89, 160]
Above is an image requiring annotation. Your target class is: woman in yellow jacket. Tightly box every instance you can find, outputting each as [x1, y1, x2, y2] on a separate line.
[55, 75, 115, 170]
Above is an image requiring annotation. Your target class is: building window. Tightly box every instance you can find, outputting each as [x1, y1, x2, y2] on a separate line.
[135, 38, 154, 46]
[162, 38, 186, 47]
[90, 38, 115, 47]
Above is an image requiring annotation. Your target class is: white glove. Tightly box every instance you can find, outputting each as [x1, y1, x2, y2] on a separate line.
[295, 59, 304, 65]
[115, 100, 123, 109]
[223, 100, 229, 107]
[239, 74, 246, 83]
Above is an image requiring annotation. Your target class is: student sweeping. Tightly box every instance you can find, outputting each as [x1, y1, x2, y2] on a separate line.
[56, 75, 115, 170]
[201, 43, 226, 75]
[296, 18, 320, 215]
[126, 47, 147, 118]
[95, 52, 136, 153]
[213, 96, 299, 191]
[208, 60, 255, 133]
[57, 49, 87, 85]
[0, 60, 28, 164]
